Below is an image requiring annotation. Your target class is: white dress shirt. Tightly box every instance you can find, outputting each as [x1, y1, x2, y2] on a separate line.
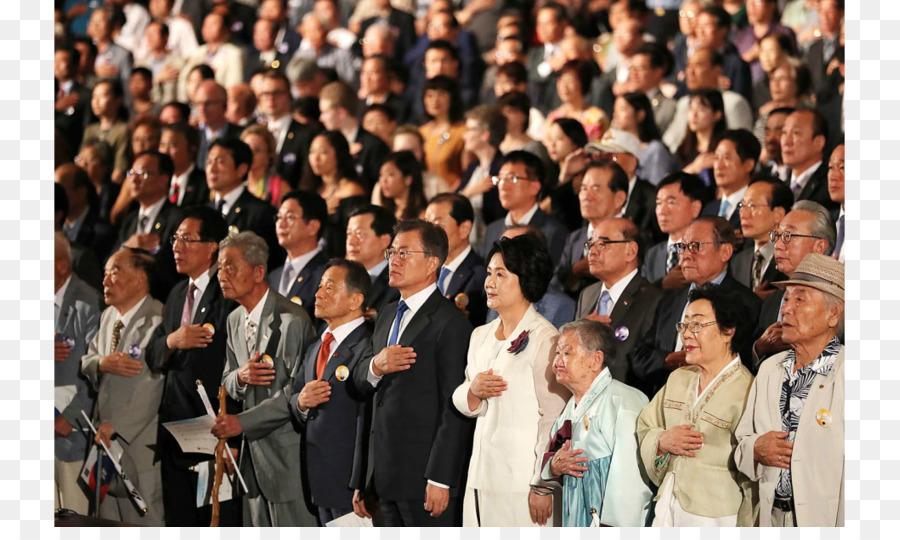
[440, 246, 472, 293]
[504, 204, 539, 227]
[214, 185, 246, 216]
[279, 248, 322, 296]
[169, 164, 195, 207]
[789, 160, 823, 196]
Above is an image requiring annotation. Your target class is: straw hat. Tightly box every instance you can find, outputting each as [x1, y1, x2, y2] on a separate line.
[586, 128, 642, 158]
[773, 253, 844, 301]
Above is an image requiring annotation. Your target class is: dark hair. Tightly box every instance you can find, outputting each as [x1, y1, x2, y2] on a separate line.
[792, 107, 829, 141]
[428, 192, 474, 226]
[162, 122, 200, 157]
[558, 319, 617, 367]
[209, 138, 253, 171]
[687, 286, 753, 356]
[585, 158, 629, 191]
[292, 96, 320, 120]
[394, 219, 449, 270]
[160, 101, 191, 124]
[259, 67, 291, 91]
[621, 92, 662, 142]
[280, 190, 328, 240]
[695, 46, 725, 69]
[713, 128, 762, 165]
[466, 104, 507, 148]
[701, 6, 731, 29]
[506, 225, 548, 247]
[539, 1, 569, 24]
[749, 176, 794, 214]
[135, 150, 175, 178]
[422, 75, 464, 123]
[634, 42, 674, 76]
[557, 59, 593, 96]
[121, 247, 157, 281]
[617, 217, 645, 266]
[658, 171, 713, 205]
[496, 62, 528, 85]
[55, 182, 69, 220]
[502, 150, 546, 191]
[363, 102, 397, 123]
[131, 66, 152, 83]
[497, 91, 531, 131]
[380, 151, 427, 220]
[768, 106, 796, 119]
[302, 131, 360, 192]
[56, 46, 80, 74]
[325, 258, 371, 308]
[692, 215, 737, 249]
[486, 235, 553, 303]
[180, 205, 229, 245]
[552, 117, 588, 149]
[760, 32, 799, 59]
[677, 89, 727, 166]
[772, 58, 812, 98]
[189, 63, 216, 81]
[349, 204, 397, 237]
[425, 39, 460, 63]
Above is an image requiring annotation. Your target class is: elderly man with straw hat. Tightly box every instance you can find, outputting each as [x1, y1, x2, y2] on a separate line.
[734, 253, 844, 527]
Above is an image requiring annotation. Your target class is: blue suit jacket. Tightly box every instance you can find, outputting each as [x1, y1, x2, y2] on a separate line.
[268, 250, 328, 322]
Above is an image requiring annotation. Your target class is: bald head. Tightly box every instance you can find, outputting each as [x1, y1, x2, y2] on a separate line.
[194, 80, 228, 129]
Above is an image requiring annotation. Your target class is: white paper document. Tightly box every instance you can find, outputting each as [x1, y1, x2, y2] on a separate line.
[55, 385, 77, 413]
[194, 460, 235, 507]
[162, 415, 218, 454]
[326, 512, 374, 527]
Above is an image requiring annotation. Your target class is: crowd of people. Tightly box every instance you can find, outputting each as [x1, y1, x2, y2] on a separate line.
[53, 0, 846, 528]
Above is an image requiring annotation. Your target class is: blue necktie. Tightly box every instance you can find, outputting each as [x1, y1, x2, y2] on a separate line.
[833, 214, 844, 260]
[718, 199, 730, 218]
[388, 300, 409, 346]
[596, 290, 612, 316]
[666, 244, 679, 272]
[438, 267, 452, 296]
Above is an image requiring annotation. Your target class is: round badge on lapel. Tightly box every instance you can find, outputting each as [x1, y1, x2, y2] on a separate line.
[454, 293, 469, 309]
[127, 344, 141, 359]
[202, 323, 215, 335]
[615, 325, 630, 342]
[62, 335, 75, 349]
[290, 296, 303, 306]
[816, 408, 832, 427]
[259, 354, 274, 367]
[335, 365, 349, 381]
[228, 225, 239, 235]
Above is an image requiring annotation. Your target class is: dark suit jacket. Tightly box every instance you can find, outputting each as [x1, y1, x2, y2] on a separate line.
[575, 274, 664, 391]
[274, 119, 317, 188]
[359, 93, 411, 125]
[349, 290, 475, 502]
[702, 198, 742, 232]
[630, 273, 761, 397]
[729, 244, 785, 289]
[641, 240, 670, 286]
[353, 128, 391, 191]
[367, 266, 399, 316]
[357, 9, 417, 61]
[196, 123, 244, 169]
[267, 250, 328, 322]
[444, 249, 488, 327]
[805, 39, 827, 96]
[55, 79, 92, 150]
[554, 226, 597, 297]
[290, 323, 373, 509]
[146, 271, 240, 469]
[178, 167, 210, 208]
[116, 200, 183, 302]
[242, 47, 292, 81]
[211, 189, 283, 269]
[625, 178, 664, 246]
[526, 47, 557, 115]
[480, 208, 568, 265]
[794, 161, 839, 211]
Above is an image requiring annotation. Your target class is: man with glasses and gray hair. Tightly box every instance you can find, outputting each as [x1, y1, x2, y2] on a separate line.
[631, 216, 761, 395]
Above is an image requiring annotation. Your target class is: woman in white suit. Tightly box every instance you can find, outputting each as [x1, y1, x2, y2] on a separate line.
[452, 235, 569, 526]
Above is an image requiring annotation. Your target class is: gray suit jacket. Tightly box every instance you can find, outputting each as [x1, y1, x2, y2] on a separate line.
[81, 296, 164, 478]
[641, 240, 670, 285]
[55, 276, 101, 462]
[221, 290, 315, 505]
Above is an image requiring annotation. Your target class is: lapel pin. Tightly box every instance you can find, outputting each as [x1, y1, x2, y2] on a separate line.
[61, 335, 75, 348]
[235, 207, 241, 214]
[127, 344, 142, 359]
[291, 296, 303, 305]
[154, 222, 161, 230]
[296, 276, 303, 283]
[583, 415, 590, 431]
[816, 408, 832, 427]
[200, 307, 207, 313]
[454, 293, 469, 310]
[202, 323, 215, 336]
[615, 325, 630, 341]
[259, 354, 274, 366]
[288, 131, 294, 140]
[228, 225, 239, 235]
[622, 299, 629, 306]
[335, 365, 349, 381]
[271, 59, 280, 69]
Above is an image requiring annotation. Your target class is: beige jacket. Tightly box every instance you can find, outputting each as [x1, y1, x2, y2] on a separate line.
[637, 361, 755, 522]
[734, 348, 844, 526]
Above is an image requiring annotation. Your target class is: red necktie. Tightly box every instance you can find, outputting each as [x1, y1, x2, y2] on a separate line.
[170, 182, 180, 205]
[315, 332, 336, 380]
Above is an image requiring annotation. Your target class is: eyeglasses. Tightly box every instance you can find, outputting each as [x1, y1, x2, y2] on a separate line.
[584, 238, 632, 252]
[736, 201, 769, 214]
[126, 169, 159, 180]
[191, 100, 224, 108]
[679, 10, 696, 18]
[675, 320, 718, 334]
[673, 241, 716, 254]
[170, 234, 208, 245]
[491, 174, 533, 186]
[384, 248, 431, 261]
[275, 213, 301, 225]
[769, 229, 823, 244]
[257, 90, 287, 99]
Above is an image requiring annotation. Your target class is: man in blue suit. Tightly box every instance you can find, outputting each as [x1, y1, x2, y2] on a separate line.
[269, 190, 329, 322]
[290, 259, 373, 524]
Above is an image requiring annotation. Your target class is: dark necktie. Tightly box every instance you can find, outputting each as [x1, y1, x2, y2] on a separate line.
[315, 332, 336, 380]
[752, 250, 766, 289]
[833, 214, 844, 260]
[388, 301, 409, 346]
[666, 244, 679, 273]
[138, 215, 149, 234]
[109, 320, 125, 355]
[181, 283, 198, 327]
[215, 198, 226, 214]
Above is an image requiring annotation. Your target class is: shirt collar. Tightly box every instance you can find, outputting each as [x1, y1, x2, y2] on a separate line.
[171, 164, 195, 202]
[504, 203, 539, 227]
[138, 196, 167, 231]
[721, 184, 749, 219]
[285, 247, 322, 276]
[243, 288, 270, 328]
[615, 177, 637, 218]
[216, 184, 246, 214]
[780, 336, 842, 379]
[400, 283, 437, 314]
[368, 259, 388, 279]
[64, 207, 89, 239]
[203, 123, 228, 141]
[690, 268, 727, 291]
[116, 294, 149, 326]
[326, 316, 366, 346]
[790, 160, 823, 190]
[268, 113, 291, 134]
[600, 268, 639, 307]
[55, 275, 72, 309]
[443, 245, 472, 273]
[188, 265, 213, 297]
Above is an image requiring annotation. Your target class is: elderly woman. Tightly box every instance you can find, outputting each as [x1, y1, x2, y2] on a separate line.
[540, 320, 652, 527]
[546, 60, 609, 143]
[452, 235, 568, 527]
[735, 253, 845, 527]
[636, 286, 755, 526]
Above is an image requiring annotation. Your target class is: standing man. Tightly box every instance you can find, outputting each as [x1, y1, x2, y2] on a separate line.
[735, 254, 844, 526]
[269, 191, 329, 321]
[81, 248, 165, 524]
[759, 107, 794, 182]
[576, 218, 663, 390]
[145, 207, 240, 526]
[346, 205, 399, 316]
[732, 178, 793, 294]
[527, 3, 570, 114]
[781, 108, 838, 211]
[54, 233, 101, 515]
[257, 68, 317, 187]
[159, 122, 209, 207]
[350, 220, 474, 526]
[212, 231, 317, 526]
[290, 259, 373, 524]
[642, 172, 707, 286]
[193, 80, 243, 170]
[702, 129, 761, 235]
[424, 193, 488, 326]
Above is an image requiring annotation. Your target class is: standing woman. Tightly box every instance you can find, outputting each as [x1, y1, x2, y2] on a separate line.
[303, 130, 367, 215]
[540, 118, 589, 232]
[82, 78, 130, 186]
[675, 89, 727, 186]
[636, 287, 755, 526]
[545, 60, 609, 143]
[375, 151, 428, 221]
[419, 76, 467, 191]
[240, 124, 291, 207]
[613, 92, 678, 186]
[452, 235, 569, 527]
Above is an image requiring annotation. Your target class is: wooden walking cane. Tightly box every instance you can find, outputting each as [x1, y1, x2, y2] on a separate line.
[211, 386, 228, 527]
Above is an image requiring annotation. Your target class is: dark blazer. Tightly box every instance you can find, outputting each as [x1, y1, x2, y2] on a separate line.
[481, 208, 568, 265]
[211, 189, 283, 269]
[274, 119, 317, 188]
[359, 93, 411, 125]
[242, 47, 292, 81]
[804, 39, 827, 96]
[196, 123, 244, 170]
[350, 290, 475, 502]
[624, 178, 664, 246]
[353, 128, 391, 191]
[444, 249, 488, 327]
[177, 167, 210, 208]
[116, 200, 183, 302]
[526, 47, 557, 115]
[554, 226, 597, 297]
[794, 161, 839, 211]
[729, 245, 785, 289]
[290, 322, 373, 509]
[701, 199, 742, 232]
[267, 250, 328, 321]
[641, 240, 671, 286]
[357, 9, 417, 61]
[630, 273, 761, 397]
[367, 266, 400, 316]
[70, 241, 104, 292]
[275, 25, 302, 57]
[575, 274, 664, 390]
[55, 79, 92, 150]
[459, 153, 504, 226]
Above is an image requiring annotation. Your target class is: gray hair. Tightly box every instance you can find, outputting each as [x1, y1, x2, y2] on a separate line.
[301, 11, 326, 26]
[822, 288, 845, 337]
[54, 232, 71, 264]
[559, 319, 617, 367]
[219, 230, 269, 271]
[790, 200, 836, 255]
[364, 22, 396, 43]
